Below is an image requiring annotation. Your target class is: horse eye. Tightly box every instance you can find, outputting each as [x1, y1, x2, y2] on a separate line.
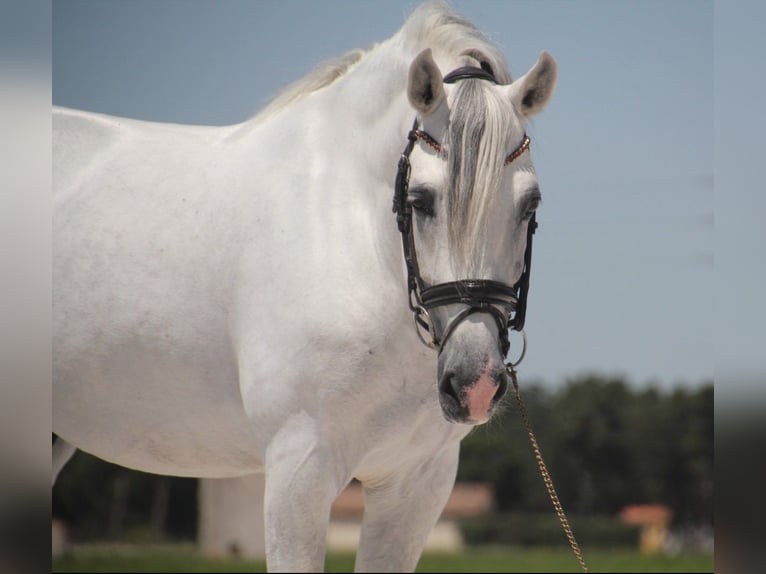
[408, 188, 435, 216]
[522, 196, 541, 220]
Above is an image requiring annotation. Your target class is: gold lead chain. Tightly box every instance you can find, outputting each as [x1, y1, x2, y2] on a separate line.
[508, 366, 589, 573]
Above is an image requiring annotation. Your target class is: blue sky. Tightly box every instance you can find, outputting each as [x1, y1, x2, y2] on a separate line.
[51, 1, 741, 389]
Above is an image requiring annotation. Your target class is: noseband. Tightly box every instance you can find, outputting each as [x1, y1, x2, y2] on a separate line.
[392, 66, 537, 364]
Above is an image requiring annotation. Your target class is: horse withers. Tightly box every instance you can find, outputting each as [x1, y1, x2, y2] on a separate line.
[53, 3, 556, 571]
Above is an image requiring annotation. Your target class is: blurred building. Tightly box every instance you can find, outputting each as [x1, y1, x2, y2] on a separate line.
[197, 478, 493, 558]
[619, 504, 673, 554]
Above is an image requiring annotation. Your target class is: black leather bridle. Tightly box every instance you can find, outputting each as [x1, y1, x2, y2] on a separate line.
[392, 66, 537, 361]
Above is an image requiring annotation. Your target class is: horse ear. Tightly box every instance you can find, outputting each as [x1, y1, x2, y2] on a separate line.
[407, 48, 445, 115]
[508, 51, 557, 117]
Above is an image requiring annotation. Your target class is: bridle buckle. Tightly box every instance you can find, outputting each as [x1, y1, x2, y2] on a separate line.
[412, 306, 438, 350]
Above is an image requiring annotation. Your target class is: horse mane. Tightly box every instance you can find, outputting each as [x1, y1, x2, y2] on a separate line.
[251, 48, 368, 125]
[252, 1, 512, 125]
[398, 0, 511, 85]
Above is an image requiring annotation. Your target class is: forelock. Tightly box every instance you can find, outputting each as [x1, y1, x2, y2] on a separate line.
[446, 80, 515, 276]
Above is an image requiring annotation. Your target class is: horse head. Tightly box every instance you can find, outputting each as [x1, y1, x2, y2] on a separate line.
[399, 47, 557, 424]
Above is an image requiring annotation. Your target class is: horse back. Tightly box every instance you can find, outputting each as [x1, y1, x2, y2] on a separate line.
[53, 107, 126, 196]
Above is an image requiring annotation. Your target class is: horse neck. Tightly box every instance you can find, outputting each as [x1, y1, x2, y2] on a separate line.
[257, 40, 414, 274]
[240, 39, 423, 290]
[325, 41, 413, 168]
[326, 41, 421, 277]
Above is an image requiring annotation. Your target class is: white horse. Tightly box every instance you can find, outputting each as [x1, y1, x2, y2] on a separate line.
[52, 2, 556, 571]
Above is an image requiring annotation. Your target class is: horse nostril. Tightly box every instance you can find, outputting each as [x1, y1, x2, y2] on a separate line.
[439, 370, 460, 403]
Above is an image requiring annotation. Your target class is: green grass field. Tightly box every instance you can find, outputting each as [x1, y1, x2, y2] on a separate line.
[53, 543, 713, 573]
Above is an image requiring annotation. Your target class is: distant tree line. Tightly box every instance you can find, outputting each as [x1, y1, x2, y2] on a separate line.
[53, 374, 713, 541]
[458, 374, 713, 527]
